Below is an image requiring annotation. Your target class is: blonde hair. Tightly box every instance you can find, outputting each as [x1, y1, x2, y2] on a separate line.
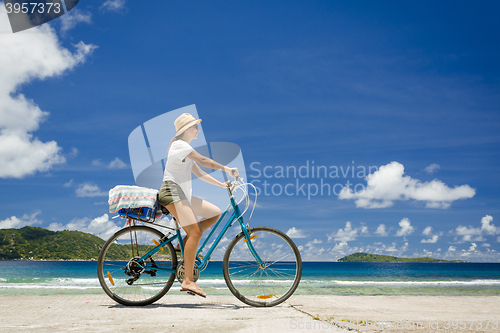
[167, 137, 179, 153]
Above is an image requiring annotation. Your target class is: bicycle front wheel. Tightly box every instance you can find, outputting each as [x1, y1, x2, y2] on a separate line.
[223, 226, 302, 307]
[97, 225, 177, 306]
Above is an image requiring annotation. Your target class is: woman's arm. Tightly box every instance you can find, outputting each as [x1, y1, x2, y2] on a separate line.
[187, 150, 239, 178]
[191, 163, 228, 188]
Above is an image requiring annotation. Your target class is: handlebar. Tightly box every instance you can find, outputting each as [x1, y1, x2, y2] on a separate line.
[228, 176, 242, 195]
[225, 176, 257, 226]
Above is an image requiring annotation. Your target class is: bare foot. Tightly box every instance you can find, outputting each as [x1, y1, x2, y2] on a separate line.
[180, 281, 206, 297]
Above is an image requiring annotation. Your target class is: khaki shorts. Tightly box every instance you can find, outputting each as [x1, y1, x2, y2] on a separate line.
[158, 181, 187, 207]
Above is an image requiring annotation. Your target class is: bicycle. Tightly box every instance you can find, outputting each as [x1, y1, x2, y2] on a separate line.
[97, 177, 302, 307]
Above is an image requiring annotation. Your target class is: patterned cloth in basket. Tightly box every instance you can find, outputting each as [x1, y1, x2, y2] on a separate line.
[108, 185, 162, 218]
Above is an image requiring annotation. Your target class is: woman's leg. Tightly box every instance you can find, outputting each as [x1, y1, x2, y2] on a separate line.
[191, 196, 221, 231]
[176, 196, 221, 249]
[166, 200, 206, 296]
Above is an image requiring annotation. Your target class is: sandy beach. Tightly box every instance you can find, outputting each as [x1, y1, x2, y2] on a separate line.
[0, 294, 498, 333]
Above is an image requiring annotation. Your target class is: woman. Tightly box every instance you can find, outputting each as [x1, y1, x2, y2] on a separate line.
[158, 113, 238, 298]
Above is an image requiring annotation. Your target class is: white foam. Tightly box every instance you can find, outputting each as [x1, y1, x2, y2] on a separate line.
[0, 277, 101, 290]
[0, 284, 101, 290]
[300, 279, 500, 286]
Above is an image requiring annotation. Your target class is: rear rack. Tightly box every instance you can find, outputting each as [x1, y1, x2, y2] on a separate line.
[117, 202, 178, 231]
[118, 204, 159, 223]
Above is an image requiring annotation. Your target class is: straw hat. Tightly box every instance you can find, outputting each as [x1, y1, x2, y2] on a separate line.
[174, 113, 202, 137]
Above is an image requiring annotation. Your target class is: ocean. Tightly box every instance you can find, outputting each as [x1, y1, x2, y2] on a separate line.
[1, 261, 499, 296]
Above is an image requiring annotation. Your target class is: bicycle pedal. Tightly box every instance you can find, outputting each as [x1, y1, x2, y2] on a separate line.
[186, 291, 196, 296]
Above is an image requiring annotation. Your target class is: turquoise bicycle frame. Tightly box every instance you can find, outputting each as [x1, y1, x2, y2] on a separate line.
[136, 192, 264, 274]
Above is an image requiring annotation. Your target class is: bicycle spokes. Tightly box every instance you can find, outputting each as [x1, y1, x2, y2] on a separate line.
[223, 227, 302, 307]
[97, 226, 177, 306]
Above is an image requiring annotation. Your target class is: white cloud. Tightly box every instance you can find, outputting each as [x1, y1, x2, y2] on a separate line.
[451, 243, 500, 261]
[305, 239, 323, 247]
[0, 7, 96, 178]
[60, 9, 92, 33]
[421, 226, 441, 243]
[286, 227, 307, 239]
[0, 133, 65, 178]
[48, 214, 120, 240]
[454, 225, 483, 242]
[92, 159, 103, 166]
[401, 242, 409, 252]
[420, 249, 434, 257]
[396, 218, 414, 237]
[75, 182, 108, 197]
[300, 245, 328, 261]
[480, 215, 499, 235]
[421, 235, 439, 243]
[374, 224, 388, 236]
[424, 163, 440, 174]
[0, 211, 42, 229]
[339, 161, 475, 209]
[333, 241, 349, 251]
[385, 243, 399, 252]
[92, 158, 128, 169]
[422, 226, 433, 236]
[108, 157, 128, 169]
[300, 240, 421, 262]
[63, 179, 74, 188]
[453, 215, 499, 243]
[327, 221, 359, 242]
[435, 244, 500, 262]
[68, 147, 79, 158]
[101, 0, 127, 12]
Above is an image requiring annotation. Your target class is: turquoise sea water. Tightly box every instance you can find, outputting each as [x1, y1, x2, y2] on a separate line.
[0, 261, 499, 296]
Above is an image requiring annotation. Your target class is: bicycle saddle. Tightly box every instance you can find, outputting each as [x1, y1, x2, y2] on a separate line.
[160, 205, 170, 216]
[156, 193, 171, 216]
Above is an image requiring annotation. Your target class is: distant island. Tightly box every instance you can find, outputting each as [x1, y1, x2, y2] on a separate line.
[338, 252, 468, 263]
[0, 226, 129, 261]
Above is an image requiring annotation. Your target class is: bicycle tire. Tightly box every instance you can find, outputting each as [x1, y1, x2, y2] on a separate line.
[222, 226, 302, 307]
[97, 225, 177, 306]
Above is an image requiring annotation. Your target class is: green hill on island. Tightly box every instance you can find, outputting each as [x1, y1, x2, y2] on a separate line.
[0, 226, 131, 261]
[338, 252, 467, 263]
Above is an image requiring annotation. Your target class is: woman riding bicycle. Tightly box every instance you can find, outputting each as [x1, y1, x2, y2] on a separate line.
[158, 113, 238, 298]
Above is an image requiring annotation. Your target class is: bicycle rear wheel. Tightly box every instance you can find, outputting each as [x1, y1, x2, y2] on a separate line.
[223, 226, 302, 307]
[97, 225, 177, 306]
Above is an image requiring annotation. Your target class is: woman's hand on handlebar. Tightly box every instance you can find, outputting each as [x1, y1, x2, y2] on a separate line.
[219, 180, 231, 188]
[226, 167, 239, 178]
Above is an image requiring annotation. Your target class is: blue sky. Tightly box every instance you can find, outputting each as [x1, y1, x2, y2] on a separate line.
[0, 1, 499, 261]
